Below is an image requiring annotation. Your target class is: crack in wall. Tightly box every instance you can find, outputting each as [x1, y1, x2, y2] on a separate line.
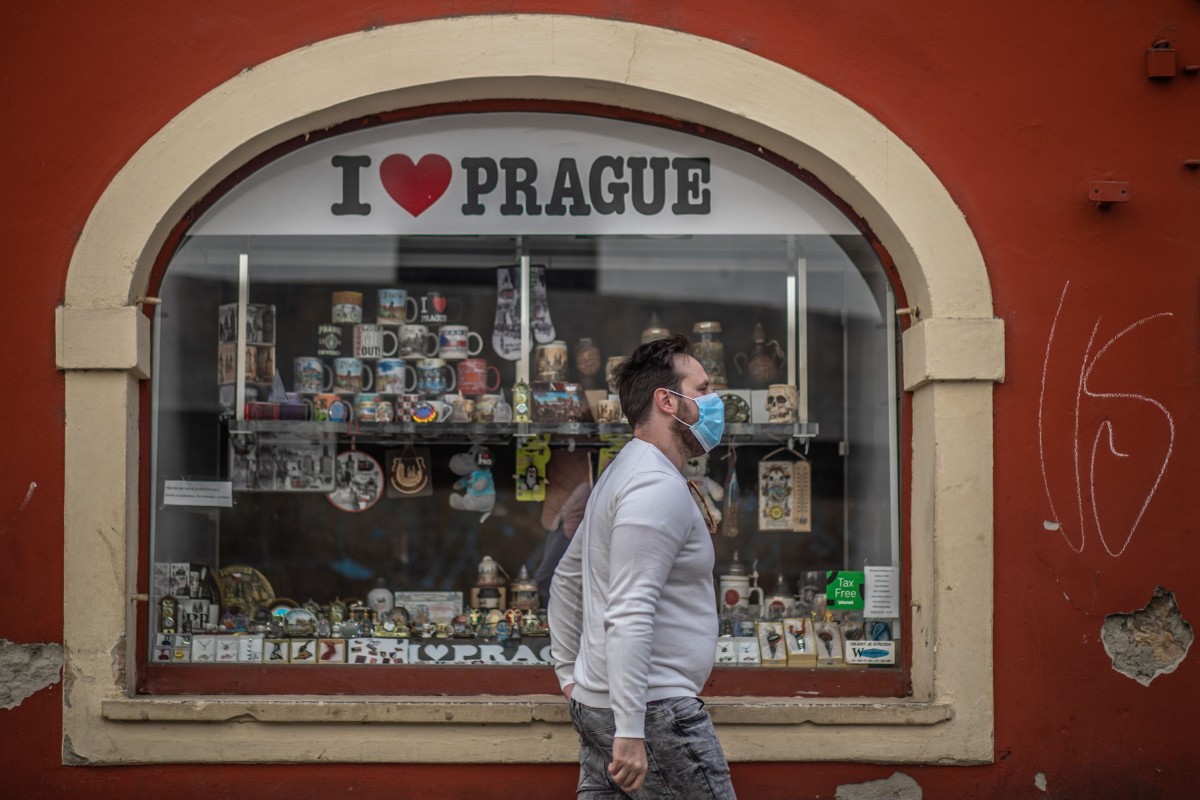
[1101, 586, 1193, 686]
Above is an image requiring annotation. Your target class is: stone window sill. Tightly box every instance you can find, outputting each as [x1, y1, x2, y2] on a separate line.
[102, 695, 952, 727]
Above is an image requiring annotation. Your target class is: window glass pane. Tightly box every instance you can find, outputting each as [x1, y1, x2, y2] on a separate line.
[147, 115, 900, 679]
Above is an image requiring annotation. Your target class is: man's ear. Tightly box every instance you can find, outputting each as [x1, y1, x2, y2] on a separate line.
[653, 387, 676, 415]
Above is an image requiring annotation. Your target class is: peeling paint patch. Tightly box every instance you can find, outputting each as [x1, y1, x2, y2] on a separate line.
[1101, 586, 1193, 686]
[0, 638, 64, 709]
[836, 772, 921, 800]
[1034, 772, 1047, 792]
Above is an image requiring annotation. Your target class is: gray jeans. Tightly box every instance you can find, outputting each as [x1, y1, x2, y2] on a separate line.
[568, 696, 736, 799]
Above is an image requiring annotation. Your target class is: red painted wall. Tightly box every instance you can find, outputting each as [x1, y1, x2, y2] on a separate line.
[2, 2, 1197, 797]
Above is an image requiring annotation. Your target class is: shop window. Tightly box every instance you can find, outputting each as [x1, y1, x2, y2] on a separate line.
[143, 112, 903, 694]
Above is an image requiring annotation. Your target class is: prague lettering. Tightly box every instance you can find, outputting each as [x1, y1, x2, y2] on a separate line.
[331, 153, 712, 218]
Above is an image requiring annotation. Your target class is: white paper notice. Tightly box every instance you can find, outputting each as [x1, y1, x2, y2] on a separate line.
[163, 480, 233, 508]
[864, 566, 900, 618]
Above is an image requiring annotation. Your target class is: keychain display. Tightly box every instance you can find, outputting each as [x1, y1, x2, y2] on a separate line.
[757, 445, 812, 532]
[514, 434, 552, 502]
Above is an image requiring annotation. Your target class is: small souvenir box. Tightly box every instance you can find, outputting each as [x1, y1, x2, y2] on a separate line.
[714, 638, 737, 666]
[347, 637, 408, 665]
[215, 636, 239, 663]
[191, 635, 218, 663]
[153, 633, 192, 663]
[734, 636, 760, 666]
[237, 635, 264, 663]
[814, 620, 846, 667]
[289, 638, 319, 664]
[317, 638, 347, 664]
[783, 618, 817, 667]
[264, 638, 289, 664]
[756, 621, 788, 667]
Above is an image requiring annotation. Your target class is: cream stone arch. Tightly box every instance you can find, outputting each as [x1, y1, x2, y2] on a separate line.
[57, 15, 1003, 765]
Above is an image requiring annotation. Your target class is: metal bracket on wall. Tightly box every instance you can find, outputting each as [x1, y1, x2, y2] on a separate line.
[1089, 181, 1130, 209]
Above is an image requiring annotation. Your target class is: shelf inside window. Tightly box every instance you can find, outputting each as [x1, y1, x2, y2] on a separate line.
[226, 419, 819, 445]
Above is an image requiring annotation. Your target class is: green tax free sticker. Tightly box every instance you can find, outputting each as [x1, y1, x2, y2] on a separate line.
[826, 570, 865, 610]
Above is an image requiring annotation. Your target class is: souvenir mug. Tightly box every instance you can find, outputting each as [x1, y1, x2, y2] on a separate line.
[718, 572, 764, 613]
[474, 393, 502, 422]
[394, 393, 422, 421]
[294, 356, 333, 394]
[333, 357, 373, 394]
[437, 325, 484, 360]
[312, 393, 352, 422]
[456, 358, 502, 395]
[315, 324, 348, 357]
[413, 399, 453, 423]
[416, 358, 457, 396]
[417, 291, 464, 326]
[354, 393, 393, 423]
[376, 288, 418, 325]
[332, 291, 363, 324]
[375, 359, 418, 395]
[534, 340, 569, 382]
[766, 383, 799, 423]
[398, 324, 440, 358]
[352, 324, 400, 359]
[597, 398, 623, 423]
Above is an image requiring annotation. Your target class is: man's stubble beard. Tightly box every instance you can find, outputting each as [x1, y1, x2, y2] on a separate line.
[671, 400, 706, 460]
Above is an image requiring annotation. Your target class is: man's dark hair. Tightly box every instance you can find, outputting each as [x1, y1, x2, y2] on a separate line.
[613, 334, 692, 428]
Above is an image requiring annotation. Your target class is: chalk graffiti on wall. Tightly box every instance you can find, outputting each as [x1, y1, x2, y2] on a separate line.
[1038, 281, 1175, 557]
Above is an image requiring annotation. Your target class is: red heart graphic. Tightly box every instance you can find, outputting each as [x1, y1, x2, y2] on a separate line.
[433, 296, 447, 313]
[379, 154, 451, 217]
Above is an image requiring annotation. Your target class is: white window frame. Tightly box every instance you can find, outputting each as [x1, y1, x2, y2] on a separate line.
[56, 15, 1002, 766]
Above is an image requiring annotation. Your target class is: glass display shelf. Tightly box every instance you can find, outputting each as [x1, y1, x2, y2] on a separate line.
[227, 419, 819, 445]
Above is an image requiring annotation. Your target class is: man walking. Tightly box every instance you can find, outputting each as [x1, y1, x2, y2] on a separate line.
[550, 335, 735, 798]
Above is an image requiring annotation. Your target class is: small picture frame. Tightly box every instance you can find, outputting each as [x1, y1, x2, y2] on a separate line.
[530, 382, 592, 423]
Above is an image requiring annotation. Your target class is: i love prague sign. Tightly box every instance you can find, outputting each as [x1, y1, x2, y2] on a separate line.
[191, 113, 856, 237]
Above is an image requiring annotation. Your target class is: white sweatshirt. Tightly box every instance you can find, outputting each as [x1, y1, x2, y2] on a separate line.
[549, 438, 717, 738]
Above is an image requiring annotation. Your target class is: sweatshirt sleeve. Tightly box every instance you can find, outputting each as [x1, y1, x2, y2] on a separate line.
[605, 472, 691, 738]
[548, 532, 584, 690]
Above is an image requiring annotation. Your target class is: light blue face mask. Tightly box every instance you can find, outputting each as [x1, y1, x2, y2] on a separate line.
[666, 389, 725, 453]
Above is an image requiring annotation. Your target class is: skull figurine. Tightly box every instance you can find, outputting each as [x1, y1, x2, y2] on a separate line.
[765, 384, 799, 423]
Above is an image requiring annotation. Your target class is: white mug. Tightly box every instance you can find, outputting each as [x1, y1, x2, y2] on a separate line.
[718, 574, 764, 613]
[437, 325, 484, 360]
[398, 324, 440, 358]
[375, 359, 418, 394]
[333, 357, 373, 394]
[353, 324, 399, 359]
